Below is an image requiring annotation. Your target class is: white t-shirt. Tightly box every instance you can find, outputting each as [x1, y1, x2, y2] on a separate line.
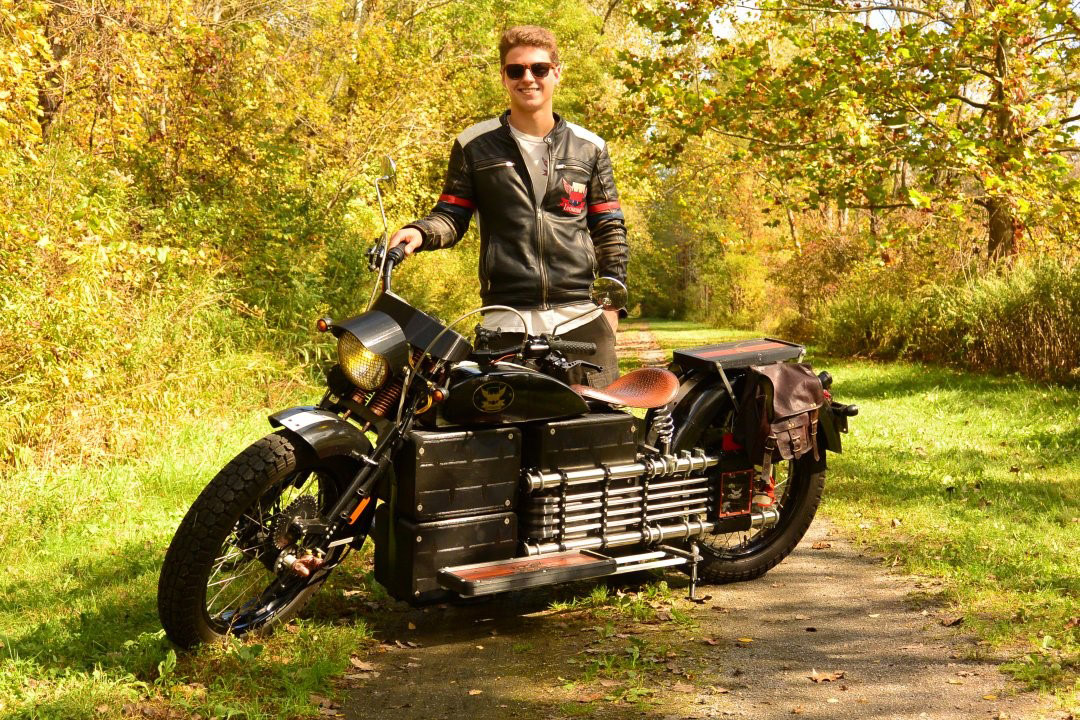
[508, 124, 549, 203]
[482, 124, 602, 334]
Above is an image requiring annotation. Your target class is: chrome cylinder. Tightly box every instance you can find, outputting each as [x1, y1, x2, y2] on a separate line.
[524, 509, 780, 556]
[524, 451, 718, 491]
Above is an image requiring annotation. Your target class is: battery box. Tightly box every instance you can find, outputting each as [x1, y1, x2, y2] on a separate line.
[522, 412, 637, 472]
[372, 503, 517, 602]
[394, 426, 520, 521]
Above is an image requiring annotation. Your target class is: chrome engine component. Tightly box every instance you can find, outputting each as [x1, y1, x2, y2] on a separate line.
[520, 449, 773, 557]
[523, 449, 717, 491]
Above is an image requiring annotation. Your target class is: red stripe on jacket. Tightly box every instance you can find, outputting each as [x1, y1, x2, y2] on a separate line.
[439, 194, 476, 210]
[588, 201, 621, 214]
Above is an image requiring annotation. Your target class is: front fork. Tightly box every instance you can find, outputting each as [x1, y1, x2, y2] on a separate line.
[267, 405, 416, 581]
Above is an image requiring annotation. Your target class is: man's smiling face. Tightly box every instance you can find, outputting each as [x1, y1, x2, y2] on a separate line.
[501, 45, 560, 116]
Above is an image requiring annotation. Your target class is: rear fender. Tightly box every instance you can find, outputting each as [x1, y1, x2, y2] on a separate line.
[670, 374, 830, 472]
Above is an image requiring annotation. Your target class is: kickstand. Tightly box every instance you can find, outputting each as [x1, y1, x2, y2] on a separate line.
[658, 542, 704, 601]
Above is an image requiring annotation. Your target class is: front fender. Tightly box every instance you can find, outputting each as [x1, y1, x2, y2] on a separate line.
[269, 407, 372, 461]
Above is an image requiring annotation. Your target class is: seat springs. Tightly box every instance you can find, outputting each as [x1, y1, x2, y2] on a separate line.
[652, 404, 675, 454]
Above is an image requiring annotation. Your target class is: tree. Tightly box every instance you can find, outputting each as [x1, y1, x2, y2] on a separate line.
[622, 0, 1080, 258]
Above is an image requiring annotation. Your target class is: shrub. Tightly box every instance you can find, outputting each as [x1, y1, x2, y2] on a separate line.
[816, 257, 1080, 383]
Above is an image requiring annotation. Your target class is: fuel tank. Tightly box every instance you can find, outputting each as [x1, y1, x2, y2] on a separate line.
[439, 363, 588, 426]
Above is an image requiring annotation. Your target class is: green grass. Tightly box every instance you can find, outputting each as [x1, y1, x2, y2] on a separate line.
[635, 317, 1080, 702]
[0, 390, 378, 719]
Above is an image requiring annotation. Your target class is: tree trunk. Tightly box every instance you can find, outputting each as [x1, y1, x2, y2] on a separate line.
[985, 197, 1018, 259]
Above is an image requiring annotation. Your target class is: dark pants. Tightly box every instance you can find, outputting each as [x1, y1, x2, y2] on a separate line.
[493, 314, 619, 388]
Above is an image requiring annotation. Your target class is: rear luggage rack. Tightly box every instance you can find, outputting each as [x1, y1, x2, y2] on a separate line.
[437, 544, 703, 599]
[672, 338, 804, 374]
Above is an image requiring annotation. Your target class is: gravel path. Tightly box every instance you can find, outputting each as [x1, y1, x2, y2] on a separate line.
[616, 322, 668, 367]
[341, 519, 1046, 720]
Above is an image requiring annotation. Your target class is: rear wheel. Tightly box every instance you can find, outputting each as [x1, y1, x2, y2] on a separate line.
[696, 457, 825, 583]
[158, 432, 358, 648]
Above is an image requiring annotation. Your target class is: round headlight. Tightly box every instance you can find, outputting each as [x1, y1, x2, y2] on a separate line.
[338, 332, 390, 390]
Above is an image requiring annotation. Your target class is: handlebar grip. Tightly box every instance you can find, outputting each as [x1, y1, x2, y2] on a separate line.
[549, 339, 597, 356]
[386, 245, 407, 267]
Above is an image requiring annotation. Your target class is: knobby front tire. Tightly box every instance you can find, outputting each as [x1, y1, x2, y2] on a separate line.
[157, 432, 349, 648]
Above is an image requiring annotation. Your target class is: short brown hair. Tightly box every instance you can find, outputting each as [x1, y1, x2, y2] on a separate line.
[498, 25, 560, 66]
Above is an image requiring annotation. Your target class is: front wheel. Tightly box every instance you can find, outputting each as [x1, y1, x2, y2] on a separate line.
[157, 432, 357, 648]
[695, 457, 825, 584]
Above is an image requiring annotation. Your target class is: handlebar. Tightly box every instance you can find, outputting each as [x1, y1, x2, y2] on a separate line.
[548, 338, 597, 356]
[472, 334, 597, 364]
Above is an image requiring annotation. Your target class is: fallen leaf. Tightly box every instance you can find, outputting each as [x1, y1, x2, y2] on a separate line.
[703, 637, 721, 646]
[794, 614, 810, 620]
[737, 637, 753, 643]
[807, 670, 846, 684]
[349, 657, 375, 671]
[947, 678, 964, 685]
[714, 687, 731, 694]
[983, 694, 998, 701]
[598, 679, 619, 687]
[791, 706, 805, 715]
[1064, 617, 1079, 630]
[672, 682, 695, 693]
[942, 615, 964, 627]
[811, 541, 832, 550]
[407, 622, 416, 630]
[309, 694, 336, 708]
[405, 662, 420, 668]
[468, 689, 482, 696]
[575, 692, 604, 703]
[284, 624, 300, 634]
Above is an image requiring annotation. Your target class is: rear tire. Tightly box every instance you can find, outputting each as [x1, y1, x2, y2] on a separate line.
[157, 432, 354, 648]
[696, 457, 825, 584]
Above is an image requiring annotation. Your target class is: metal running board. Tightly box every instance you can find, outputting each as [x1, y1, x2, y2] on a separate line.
[437, 550, 616, 596]
[437, 547, 699, 598]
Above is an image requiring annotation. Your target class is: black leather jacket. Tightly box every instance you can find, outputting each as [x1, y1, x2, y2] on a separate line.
[407, 111, 628, 309]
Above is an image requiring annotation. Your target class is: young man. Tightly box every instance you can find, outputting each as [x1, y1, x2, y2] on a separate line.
[387, 25, 628, 387]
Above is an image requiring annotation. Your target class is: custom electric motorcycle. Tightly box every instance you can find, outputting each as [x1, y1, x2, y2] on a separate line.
[157, 161, 858, 648]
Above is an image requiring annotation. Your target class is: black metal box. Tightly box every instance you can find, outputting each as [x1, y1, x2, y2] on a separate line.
[372, 503, 517, 602]
[672, 338, 804, 374]
[523, 412, 637, 472]
[394, 427, 520, 521]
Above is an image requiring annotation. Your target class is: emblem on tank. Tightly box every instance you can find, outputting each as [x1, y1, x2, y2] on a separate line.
[473, 381, 514, 413]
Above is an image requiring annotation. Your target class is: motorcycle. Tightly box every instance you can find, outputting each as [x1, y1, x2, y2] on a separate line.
[157, 159, 858, 648]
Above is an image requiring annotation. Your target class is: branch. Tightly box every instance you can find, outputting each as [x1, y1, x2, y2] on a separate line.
[600, 0, 621, 35]
[1024, 111, 1080, 137]
[847, 202, 913, 210]
[949, 94, 991, 110]
[740, 1, 954, 25]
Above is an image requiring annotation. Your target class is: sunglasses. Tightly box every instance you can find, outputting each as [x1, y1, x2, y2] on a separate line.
[502, 62, 556, 80]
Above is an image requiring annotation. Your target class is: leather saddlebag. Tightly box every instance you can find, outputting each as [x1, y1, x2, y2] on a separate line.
[738, 362, 825, 466]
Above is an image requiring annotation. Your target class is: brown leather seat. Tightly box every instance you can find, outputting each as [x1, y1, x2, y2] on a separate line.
[571, 367, 680, 410]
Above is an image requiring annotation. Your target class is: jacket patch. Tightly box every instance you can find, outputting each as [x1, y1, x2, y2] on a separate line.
[560, 180, 587, 215]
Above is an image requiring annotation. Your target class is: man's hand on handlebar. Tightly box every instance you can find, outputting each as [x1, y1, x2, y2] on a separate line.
[388, 227, 423, 256]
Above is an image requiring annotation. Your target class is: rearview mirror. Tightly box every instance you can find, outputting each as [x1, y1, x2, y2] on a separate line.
[590, 276, 627, 310]
[379, 156, 397, 192]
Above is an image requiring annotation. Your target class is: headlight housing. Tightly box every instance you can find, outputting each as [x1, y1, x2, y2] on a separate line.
[330, 310, 410, 390]
[338, 332, 390, 390]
